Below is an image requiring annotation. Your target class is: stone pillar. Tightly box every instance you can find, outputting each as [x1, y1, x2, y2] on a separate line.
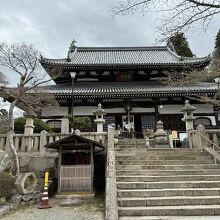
[155, 120, 169, 148]
[39, 130, 47, 156]
[196, 124, 207, 149]
[24, 115, 35, 135]
[61, 118, 69, 134]
[106, 125, 118, 220]
[168, 133, 174, 148]
[93, 103, 106, 132]
[180, 100, 197, 132]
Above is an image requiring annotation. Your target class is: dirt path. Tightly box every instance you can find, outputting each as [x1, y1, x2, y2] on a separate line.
[0, 197, 104, 220]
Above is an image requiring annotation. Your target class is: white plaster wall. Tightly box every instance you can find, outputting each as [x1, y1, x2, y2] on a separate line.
[73, 106, 155, 115]
[131, 107, 155, 113]
[41, 104, 214, 117]
[41, 106, 68, 117]
[193, 104, 214, 114]
[159, 104, 214, 114]
[74, 107, 126, 115]
[74, 106, 97, 115]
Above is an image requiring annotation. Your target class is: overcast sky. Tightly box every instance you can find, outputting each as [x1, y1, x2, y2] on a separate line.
[0, 0, 219, 84]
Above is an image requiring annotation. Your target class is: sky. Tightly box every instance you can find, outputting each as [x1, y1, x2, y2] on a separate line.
[0, 0, 219, 84]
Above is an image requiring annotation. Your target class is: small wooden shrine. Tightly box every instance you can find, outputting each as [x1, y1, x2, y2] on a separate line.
[45, 134, 104, 193]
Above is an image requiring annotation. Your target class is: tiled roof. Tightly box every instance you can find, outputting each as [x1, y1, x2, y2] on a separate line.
[40, 46, 211, 69]
[37, 81, 217, 99]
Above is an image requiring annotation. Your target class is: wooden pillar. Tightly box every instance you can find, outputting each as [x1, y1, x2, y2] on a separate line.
[154, 98, 159, 119]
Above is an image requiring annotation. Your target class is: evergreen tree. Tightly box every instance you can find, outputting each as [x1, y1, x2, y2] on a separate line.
[168, 32, 194, 57]
[214, 29, 220, 59]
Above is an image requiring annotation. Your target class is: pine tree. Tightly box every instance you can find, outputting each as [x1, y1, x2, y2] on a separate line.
[214, 29, 220, 59]
[168, 32, 194, 57]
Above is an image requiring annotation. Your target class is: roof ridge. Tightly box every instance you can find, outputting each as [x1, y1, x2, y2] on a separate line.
[77, 46, 168, 51]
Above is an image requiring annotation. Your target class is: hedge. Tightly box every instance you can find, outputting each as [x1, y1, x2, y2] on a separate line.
[14, 117, 52, 133]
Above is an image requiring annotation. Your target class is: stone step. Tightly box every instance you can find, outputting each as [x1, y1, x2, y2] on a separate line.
[117, 188, 220, 197]
[115, 142, 150, 149]
[119, 217, 220, 220]
[116, 164, 220, 170]
[118, 205, 220, 216]
[116, 155, 212, 161]
[116, 151, 208, 157]
[118, 139, 146, 144]
[116, 175, 220, 182]
[115, 146, 220, 218]
[116, 148, 201, 152]
[117, 180, 220, 189]
[116, 147, 148, 150]
[116, 159, 214, 165]
[116, 169, 216, 176]
[118, 195, 220, 207]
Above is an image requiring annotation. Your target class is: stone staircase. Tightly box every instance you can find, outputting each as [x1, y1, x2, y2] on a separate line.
[116, 139, 220, 218]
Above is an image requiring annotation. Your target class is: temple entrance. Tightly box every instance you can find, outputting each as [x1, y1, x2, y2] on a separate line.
[134, 115, 142, 132]
[122, 115, 135, 132]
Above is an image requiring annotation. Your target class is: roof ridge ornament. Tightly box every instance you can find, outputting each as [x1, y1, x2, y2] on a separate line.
[166, 40, 176, 54]
[67, 38, 77, 61]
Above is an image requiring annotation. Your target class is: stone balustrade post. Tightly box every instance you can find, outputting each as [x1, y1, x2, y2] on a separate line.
[61, 118, 69, 134]
[24, 114, 35, 135]
[196, 125, 207, 149]
[39, 130, 47, 156]
[106, 125, 118, 220]
[5, 131, 11, 155]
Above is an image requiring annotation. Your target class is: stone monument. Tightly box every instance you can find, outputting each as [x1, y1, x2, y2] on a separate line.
[155, 120, 169, 148]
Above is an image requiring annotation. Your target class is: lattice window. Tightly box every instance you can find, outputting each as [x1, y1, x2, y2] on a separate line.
[103, 116, 115, 131]
[141, 115, 156, 130]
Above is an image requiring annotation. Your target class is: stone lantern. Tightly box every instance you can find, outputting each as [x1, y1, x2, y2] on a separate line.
[93, 103, 106, 132]
[24, 112, 36, 135]
[180, 100, 197, 131]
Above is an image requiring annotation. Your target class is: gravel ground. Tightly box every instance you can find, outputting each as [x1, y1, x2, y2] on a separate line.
[0, 197, 104, 220]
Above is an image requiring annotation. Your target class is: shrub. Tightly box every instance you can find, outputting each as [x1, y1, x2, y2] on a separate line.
[65, 115, 92, 132]
[34, 118, 52, 133]
[14, 117, 52, 133]
[0, 172, 15, 198]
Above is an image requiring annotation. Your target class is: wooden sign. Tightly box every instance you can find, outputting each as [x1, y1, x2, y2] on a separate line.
[172, 130, 179, 140]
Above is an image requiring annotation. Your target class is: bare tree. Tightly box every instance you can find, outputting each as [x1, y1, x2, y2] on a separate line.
[113, 0, 220, 40]
[0, 42, 56, 176]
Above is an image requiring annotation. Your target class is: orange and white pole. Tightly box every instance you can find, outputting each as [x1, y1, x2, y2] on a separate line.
[38, 171, 51, 209]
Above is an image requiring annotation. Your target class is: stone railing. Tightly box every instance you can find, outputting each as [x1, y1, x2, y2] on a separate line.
[0, 131, 107, 156]
[189, 125, 220, 164]
[189, 125, 220, 149]
[105, 125, 118, 220]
